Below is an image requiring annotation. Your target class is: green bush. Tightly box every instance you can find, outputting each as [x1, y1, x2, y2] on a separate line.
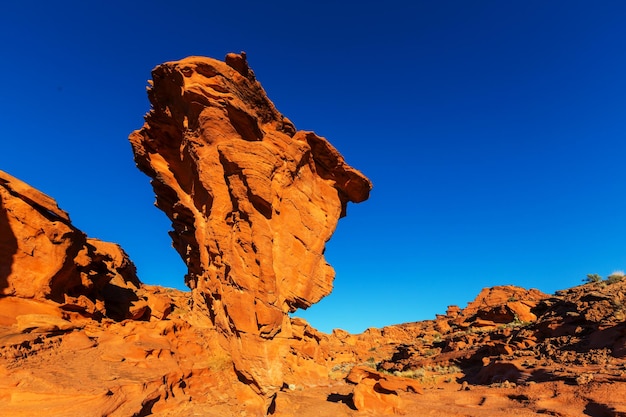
[585, 273, 602, 283]
[607, 271, 624, 284]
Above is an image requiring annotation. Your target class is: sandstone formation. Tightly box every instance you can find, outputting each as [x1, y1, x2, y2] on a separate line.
[0, 170, 146, 320]
[129, 52, 371, 406]
[346, 366, 422, 415]
[2, 53, 626, 416]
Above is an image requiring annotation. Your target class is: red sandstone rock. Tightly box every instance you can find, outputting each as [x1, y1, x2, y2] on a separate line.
[0, 170, 141, 319]
[456, 285, 548, 327]
[347, 366, 422, 393]
[353, 378, 403, 415]
[129, 53, 371, 405]
[346, 366, 422, 415]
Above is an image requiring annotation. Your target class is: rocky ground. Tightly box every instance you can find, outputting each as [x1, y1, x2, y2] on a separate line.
[1, 278, 625, 416]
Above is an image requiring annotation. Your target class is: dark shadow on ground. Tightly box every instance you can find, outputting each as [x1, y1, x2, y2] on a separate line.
[584, 400, 615, 417]
[327, 393, 356, 410]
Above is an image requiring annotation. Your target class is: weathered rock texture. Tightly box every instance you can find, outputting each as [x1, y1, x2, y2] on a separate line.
[0, 170, 144, 319]
[129, 53, 371, 402]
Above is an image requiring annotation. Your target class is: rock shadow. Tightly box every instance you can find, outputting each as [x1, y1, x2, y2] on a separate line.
[100, 282, 142, 321]
[0, 197, 18, 293]
[584, 400, 615, 417]
[327, 393, 356, 410]
[456, 349, 522, 385]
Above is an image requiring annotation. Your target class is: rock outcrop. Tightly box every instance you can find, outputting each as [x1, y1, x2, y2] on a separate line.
[0, 170, 144, 320]
[346, 366, 422, 414]
[129, 52, 372, 406]
[0, 170, 235, 416]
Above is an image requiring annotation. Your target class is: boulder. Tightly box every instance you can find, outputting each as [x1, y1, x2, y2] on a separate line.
[346, 366, 421, 414]
[353, 378, 403, 415]
[462, 285, 548, 326]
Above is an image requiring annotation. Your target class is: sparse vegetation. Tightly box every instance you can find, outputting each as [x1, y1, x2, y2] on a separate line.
[583, 272, 624, 285]
[431, 364, 462, 374]
[330, 362, 355, 373]
[393, 368, 426, 380]
[607, 271, 625, 285]
[206, 353, 233, 371]
[387, 365, 462, 384]
[504, 315, 531, 328]
[333, 357, 379, 374]
[584, 273, 602, 283]
[423, 348, 439, 357]
[363, 357, 377, 369]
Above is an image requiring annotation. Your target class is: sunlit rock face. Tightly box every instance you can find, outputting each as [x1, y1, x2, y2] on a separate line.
[0, 170, 141, 319]
[129, 53, 371, 399]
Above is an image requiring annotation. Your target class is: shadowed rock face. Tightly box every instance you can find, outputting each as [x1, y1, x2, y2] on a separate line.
[129, 53, 371, 400]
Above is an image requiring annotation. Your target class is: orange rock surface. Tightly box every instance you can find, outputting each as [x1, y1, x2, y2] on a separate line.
[129, 52, 371, 406]
[0, 170, 143, 318]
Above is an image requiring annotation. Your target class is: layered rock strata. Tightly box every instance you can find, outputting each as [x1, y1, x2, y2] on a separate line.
[129, 53, 372, 404]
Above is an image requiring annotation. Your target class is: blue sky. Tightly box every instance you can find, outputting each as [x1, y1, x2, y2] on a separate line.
[1, 1, 625, 333]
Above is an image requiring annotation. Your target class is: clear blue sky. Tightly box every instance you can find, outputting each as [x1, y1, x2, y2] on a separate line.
[1, 1, 625, 333]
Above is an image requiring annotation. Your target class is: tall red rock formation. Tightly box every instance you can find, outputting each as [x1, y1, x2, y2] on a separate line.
[129, 53, 372, 405]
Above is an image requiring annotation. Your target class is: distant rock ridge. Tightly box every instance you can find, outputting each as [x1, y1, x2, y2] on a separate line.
[129, 52, 372, 407]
